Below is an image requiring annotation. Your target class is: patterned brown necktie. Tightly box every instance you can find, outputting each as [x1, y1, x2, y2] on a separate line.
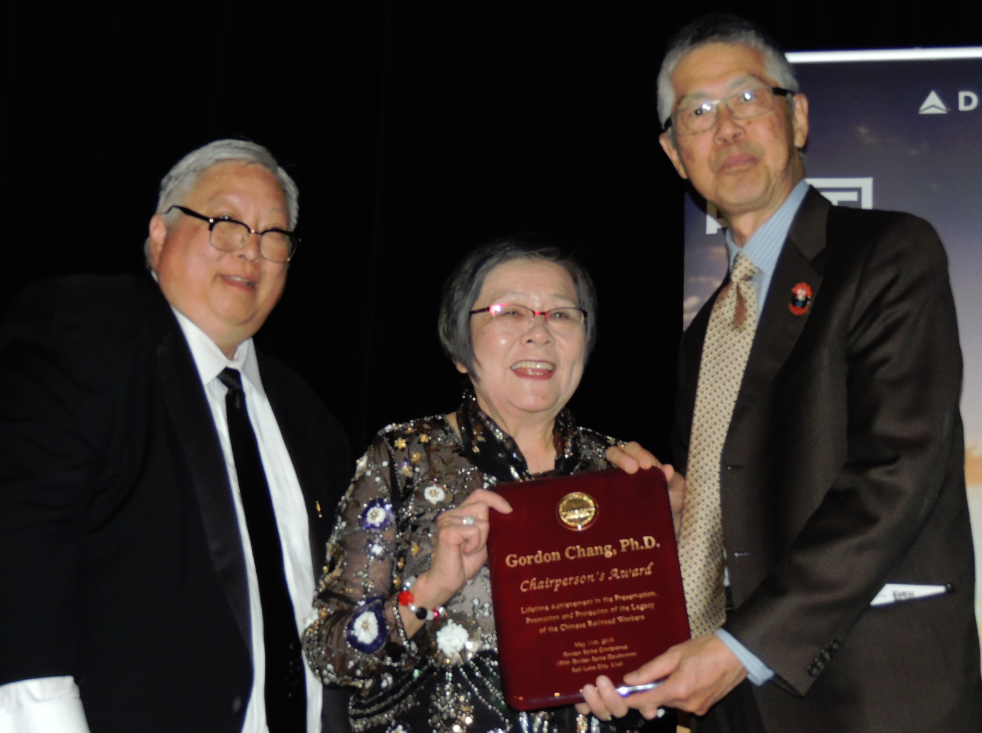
[678, 253, 758, 637]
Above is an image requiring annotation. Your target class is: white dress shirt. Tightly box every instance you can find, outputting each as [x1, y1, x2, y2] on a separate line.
[0, 309, 321, 733]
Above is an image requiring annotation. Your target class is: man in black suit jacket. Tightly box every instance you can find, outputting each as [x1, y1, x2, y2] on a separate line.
[578, 15, 982, 732]
[0, 140, 351, 732]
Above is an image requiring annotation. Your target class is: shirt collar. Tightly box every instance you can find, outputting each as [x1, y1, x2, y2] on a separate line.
[724, 178, 810, 276]
[170, 307, 265, 398]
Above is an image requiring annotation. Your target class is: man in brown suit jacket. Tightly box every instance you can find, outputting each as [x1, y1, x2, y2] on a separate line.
[578, 14, 982, 732]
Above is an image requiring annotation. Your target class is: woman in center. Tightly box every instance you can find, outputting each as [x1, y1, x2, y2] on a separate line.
[304, 237, 661, 733]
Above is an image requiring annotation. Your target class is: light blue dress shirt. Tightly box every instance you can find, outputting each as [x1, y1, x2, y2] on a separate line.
[722, 179, 810, 322]
[713, 179, 810, 686]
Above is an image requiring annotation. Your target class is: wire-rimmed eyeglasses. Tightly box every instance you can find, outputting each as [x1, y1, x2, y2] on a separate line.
[166, 205, 299, 264]
[665, 86, 794, 136]
[469, 303, 587, 335]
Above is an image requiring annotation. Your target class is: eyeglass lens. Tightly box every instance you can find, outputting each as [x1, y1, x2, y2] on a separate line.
[674, 87, 780, 135]
[482, 304, 585, 334]
[210, 220, 295, 263]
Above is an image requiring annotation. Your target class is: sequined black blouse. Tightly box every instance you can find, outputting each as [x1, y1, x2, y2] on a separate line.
[303, 391, 634, 733]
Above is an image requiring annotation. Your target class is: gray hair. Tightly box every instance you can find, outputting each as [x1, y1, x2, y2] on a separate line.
[438, 235, 599, 374]
[144, 139, 298, 268]
[657, 14, 799, 129]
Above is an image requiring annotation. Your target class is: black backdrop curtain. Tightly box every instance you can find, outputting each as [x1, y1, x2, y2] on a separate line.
[2, 1, 980, 459]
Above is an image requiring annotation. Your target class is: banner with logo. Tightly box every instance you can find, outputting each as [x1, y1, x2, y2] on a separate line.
[681, 48, 982, 635]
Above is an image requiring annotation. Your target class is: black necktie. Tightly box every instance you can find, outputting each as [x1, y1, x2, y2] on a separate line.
[218, 368, 306, 731]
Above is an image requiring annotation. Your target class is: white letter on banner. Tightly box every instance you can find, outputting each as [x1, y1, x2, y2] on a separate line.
[959, 91, 978, 111]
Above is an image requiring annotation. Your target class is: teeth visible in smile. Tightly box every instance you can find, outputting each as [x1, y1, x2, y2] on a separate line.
[226, 275, 254, 286]
[511, 361, 554, 371]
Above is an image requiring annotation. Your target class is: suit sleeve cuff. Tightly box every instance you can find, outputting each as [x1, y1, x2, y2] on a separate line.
[714, 629, 775, 686]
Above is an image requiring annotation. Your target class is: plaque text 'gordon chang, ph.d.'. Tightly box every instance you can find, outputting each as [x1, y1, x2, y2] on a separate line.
[501, 535, 663, 593]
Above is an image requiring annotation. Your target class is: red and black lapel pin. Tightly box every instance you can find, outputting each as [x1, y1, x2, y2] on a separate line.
[789, 282, 813, 316]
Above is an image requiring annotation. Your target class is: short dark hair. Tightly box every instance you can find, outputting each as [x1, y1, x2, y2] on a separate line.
[438, 235, 598, 373]
[657, 14, 799, 129]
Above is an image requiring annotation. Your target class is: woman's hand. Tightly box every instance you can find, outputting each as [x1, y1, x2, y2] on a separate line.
[605, 443, 687, 533]
[605, 442, 661, 474]
[412, 489, 512, 612]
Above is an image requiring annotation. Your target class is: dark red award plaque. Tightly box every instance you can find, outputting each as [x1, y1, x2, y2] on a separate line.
[487, 468, 690, 711]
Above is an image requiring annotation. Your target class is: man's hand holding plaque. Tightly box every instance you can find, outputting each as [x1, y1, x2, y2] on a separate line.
[577, 633, 747, 720]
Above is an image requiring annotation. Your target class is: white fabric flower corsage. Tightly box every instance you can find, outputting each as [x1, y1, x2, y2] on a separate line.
[436, 621, 469, 655]
[431, 613, 482, 666]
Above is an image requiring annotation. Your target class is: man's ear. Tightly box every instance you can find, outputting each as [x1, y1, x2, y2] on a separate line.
[659, 131, 689, 180]
[791, 93, 809, 149]
[147, 213, 168, 271]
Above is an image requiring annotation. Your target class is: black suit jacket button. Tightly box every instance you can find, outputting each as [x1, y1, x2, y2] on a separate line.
[230, 695, 244, 713]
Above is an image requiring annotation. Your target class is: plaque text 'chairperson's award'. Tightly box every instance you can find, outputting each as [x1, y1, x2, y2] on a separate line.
[487, 468, 690, 710]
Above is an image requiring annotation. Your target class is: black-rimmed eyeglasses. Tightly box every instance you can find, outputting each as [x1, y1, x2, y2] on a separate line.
[665, 86, 794, 136]
[166, 205, 299, 264]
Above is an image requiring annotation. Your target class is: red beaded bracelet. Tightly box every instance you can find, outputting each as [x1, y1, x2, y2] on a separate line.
[398, 578, 445, 621]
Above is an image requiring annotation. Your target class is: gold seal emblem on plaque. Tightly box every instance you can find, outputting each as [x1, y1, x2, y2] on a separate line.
[557, 491, 598, 531]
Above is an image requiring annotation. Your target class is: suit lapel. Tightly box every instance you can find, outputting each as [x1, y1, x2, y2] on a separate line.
[144, 287, 252, 652]
[729, 188, 830, 432]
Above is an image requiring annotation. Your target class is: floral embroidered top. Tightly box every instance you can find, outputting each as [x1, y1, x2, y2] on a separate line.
[303, 390, 634, 733]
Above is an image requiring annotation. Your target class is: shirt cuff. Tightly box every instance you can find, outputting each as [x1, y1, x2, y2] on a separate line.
[0, 677, 90, 733]
[714, 629, 775, 686]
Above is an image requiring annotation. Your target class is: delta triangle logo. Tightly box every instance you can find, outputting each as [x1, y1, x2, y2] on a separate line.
[919, 91, 948, 114]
